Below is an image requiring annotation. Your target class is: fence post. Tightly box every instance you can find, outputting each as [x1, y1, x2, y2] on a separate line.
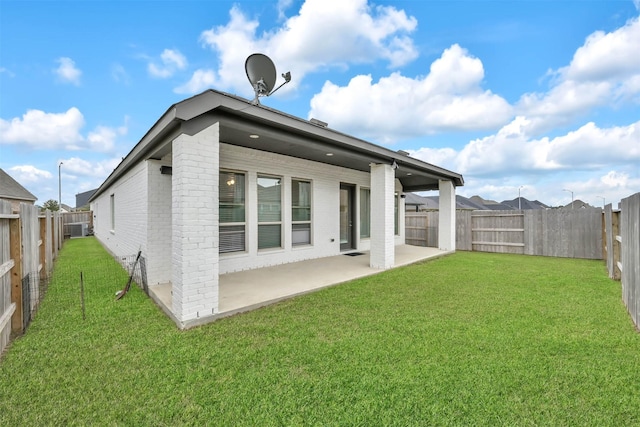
[39, 216, 47, 280]
[601, 211, 606, 261]
[612, 211, 621, 280]
[9, 217, 23, 334]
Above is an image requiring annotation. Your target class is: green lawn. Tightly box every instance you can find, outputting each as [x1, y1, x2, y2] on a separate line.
[1, 238, 639, 426]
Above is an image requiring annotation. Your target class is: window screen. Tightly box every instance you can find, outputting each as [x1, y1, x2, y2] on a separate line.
[292, 180, 311, 246]
[219, 171, 246, 253]
[258, 175, 282, 249]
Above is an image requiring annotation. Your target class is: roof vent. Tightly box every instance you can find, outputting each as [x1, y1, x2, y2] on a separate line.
[397, 150, 410, 156]
[310, 118, 328, 127]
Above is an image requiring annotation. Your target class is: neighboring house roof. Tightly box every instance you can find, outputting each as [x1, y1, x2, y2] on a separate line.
[405, 193, 488, 210]
[408, 193, 553, 210]
[502, 198, 549, 210]
[90, 89, 464, 202]
[76, 188, 97, 208]
[404, 193, 440, 210]
[563, 199, 593, 209]
[0, 168, 37, 202]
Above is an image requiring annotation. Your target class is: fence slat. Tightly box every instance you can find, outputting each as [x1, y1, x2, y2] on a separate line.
[407, 208, 603, 259]
[620, 192, 640, 330]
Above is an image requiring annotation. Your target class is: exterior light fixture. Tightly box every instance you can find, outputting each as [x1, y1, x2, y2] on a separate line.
[249, 134, 260, 139]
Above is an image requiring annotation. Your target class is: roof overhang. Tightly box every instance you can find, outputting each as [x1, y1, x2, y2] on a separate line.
[90, 90, 463, 202]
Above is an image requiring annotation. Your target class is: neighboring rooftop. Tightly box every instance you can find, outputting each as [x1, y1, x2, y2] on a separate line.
[0, 168, 37, 202]
[76, 189, 97, 209]
[406, 193, 557, 211]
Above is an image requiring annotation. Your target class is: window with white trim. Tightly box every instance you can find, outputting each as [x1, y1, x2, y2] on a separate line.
[219, 171, 246, 253]
[292, 179, 311, 246]
[360, 188, 370, 238]
[258, 175, 282, 249]
[395, 192, 399, 235]
[110, 194, 115, 231]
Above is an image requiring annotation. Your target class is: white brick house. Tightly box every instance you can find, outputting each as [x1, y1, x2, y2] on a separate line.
[90, 90, 463, 326]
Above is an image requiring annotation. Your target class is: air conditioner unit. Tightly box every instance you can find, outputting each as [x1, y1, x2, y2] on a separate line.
[68, 222, 89, 237]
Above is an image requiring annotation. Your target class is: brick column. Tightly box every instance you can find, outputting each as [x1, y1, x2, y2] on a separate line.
[438, 179, 456, 251]
[172, 122, 219, 324]
[370, 163, 395, 269]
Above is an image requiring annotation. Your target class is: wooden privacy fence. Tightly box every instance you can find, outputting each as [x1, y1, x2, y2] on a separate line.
[406, 208, 603, 259]
[62, 211, 93, 238]
[0, 201, 63, 355]
[604, 192, 640, 330]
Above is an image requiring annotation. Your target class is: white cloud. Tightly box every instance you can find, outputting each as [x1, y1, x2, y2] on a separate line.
[566, 16, 640, 82]
[429, 118, 640, 177]
[0, 108, 85, 148]
[174, 69, 218, 94]
[276, 0, 294, 20]
[0, 67, 15, 77]
[111, 63, 130, 84]
[517, 16, 640, 134]
[181, 0, 418, 96]
[0, 108, 127, 153]
[8, 165, 52, 184]
[148, 49, 188, 78]
[61, 156, 121, 179]
[54, 57, 82, 85]
[308, 44, 513, 142]
[86, 123, 127, 152]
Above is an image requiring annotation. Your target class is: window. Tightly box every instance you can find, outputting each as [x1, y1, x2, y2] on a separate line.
[360, 188, 370, 238]
[110, 194, 115, 231]
[395, 192, 399, 235]
[219, 171, 246, 253]
[258, 175, 282, 249]
[292, 179, 311, 246]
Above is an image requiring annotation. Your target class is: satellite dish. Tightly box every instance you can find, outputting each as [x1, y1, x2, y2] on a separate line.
[245, 53, 291, 105]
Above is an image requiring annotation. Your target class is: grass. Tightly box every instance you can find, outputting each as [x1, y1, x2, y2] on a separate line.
[1, 237, 640, 426]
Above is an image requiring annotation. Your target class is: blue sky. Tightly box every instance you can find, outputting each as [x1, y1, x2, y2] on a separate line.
[1, 0, 639, 208]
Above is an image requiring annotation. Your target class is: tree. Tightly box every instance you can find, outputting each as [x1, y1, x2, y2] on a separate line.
[42, 199, 60, 211]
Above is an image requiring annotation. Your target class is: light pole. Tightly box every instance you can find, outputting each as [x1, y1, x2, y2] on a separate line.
[563, 188, 573, 209]
[58, 161, 63, 209]
[518, 186, 523, 210]
[597, 196, 605, 208]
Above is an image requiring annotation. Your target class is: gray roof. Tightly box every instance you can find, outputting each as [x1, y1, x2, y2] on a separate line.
[502, 198, 549, 210]
[404, 193, 439, 209]
[0, 168, 37, 202]
[91, 89, 464, 202]
[408, 193, 556, 210]
[75, 188, 97, 208]
[405, 193, 488, 210]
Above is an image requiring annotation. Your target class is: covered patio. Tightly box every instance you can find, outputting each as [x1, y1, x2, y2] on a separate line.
[149, 245, 452, 328]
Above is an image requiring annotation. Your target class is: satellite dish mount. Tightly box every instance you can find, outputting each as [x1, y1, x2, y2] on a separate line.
[245, 53, 291, 105]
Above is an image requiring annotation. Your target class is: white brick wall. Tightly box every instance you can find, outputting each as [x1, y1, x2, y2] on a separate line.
[370, 164, 395, 269]
[218, 143, 388, 274]
[438, 179, 456, 251]
[91, 129, 408, 323]
[172, 123, 219, 322]
[91, 161, 148, 260]
[146, 157, 172, 285]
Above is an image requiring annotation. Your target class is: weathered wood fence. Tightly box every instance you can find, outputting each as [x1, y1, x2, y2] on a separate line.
[604, 192, 640, 330]
[0, 201, 63, 355]
[406, 208, 603, 259]
[62, 211, 93, 238]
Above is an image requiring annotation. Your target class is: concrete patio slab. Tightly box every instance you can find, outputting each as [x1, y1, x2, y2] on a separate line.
[148, 245, 452, 328]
